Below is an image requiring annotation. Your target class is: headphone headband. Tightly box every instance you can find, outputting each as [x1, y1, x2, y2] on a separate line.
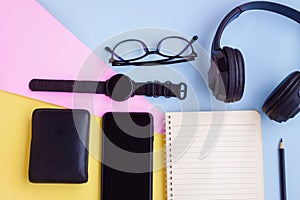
[212, 1, 300, 52]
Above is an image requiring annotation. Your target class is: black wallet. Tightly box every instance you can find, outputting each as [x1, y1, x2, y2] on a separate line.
[29, 108, 90, 183]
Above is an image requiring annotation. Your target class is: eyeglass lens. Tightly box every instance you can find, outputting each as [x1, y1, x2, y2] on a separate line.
[158, 37, 193, 57]
[112, 40, 147, 61]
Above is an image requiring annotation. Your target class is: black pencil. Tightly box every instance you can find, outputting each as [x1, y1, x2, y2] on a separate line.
[279, 138, 287, 200]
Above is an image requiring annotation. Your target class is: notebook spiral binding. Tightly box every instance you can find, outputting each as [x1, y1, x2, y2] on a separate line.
[166, 115, 174, 200]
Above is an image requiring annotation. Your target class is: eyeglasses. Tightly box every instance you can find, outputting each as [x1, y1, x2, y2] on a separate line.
[105, 35, 198, 66]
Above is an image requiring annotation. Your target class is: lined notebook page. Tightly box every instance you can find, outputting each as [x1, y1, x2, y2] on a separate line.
[165, 111, 264, 200]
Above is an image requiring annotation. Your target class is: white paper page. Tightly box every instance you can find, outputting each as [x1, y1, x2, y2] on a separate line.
[165, 111, 264, 200]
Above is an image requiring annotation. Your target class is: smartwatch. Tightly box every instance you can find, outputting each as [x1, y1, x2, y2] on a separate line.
[29, 74, 187, 101]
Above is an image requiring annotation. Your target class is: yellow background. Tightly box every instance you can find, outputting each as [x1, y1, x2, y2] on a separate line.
[0, 91, 165, 200]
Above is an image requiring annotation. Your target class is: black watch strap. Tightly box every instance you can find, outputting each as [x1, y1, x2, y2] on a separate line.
[134, 81, 187, 100]
[30, 74, 187, 101]
[30, 79, 106, 94]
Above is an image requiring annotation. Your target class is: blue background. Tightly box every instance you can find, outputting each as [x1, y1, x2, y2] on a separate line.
[38, 0, 300, 199]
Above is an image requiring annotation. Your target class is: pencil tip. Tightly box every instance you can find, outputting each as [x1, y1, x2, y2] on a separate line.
[279, 138, 285, 149]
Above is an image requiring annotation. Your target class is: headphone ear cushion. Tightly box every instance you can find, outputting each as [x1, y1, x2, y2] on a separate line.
[233, 49, 245, 102]
[262, 71, 300, 123]
[223, 47, 237, 102]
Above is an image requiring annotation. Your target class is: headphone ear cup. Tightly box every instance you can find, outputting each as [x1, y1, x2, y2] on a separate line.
[208, 47, 244, 103]
[233, 49, 245, 102]
[262, 71, 300, 123]
[208, 49, 229, 102]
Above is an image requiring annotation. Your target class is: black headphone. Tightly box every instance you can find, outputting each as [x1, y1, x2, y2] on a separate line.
[208, 1, 300, 123]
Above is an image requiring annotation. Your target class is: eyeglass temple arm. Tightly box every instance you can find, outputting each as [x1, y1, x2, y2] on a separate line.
[105, 46, 125, 61]
[175, 35, 198, 56]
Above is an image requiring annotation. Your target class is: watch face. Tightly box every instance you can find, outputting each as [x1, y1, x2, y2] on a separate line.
[106, 74, 134, 101]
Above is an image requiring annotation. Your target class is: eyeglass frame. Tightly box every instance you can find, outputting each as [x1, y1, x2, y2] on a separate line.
[105, 35, 198, 66]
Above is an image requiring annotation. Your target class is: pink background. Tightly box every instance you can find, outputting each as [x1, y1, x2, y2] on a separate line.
[0, 0, 164, 132]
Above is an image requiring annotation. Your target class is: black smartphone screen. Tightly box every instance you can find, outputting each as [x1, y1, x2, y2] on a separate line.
[101, 112, 153, 200]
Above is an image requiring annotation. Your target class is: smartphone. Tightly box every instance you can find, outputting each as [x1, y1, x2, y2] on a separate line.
[101, 112, 154, 200]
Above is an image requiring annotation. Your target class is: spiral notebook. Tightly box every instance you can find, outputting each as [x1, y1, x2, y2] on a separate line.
[165, 110, 264, 200]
